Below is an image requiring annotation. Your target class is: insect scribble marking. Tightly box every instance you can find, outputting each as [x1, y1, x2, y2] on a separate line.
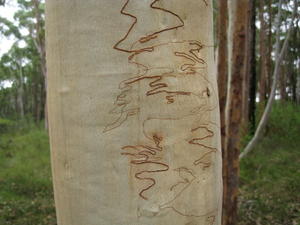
[104, 0, 219, 220]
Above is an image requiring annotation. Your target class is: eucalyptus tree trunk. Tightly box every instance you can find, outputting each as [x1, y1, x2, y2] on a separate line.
[297, 72, 300, 104]
[32, 0, 48, 129]
[248, 0, 257, 134]
[216, 0, 229, 223]
[46, 1, 222, 225]
[258, 0, 268, 104]
[16, 61, 25, 118]
[223, 0, 248, 224]
[217, 0, 228, 171]
[242, 0, 256, 127]
[240, 0, 298, 159]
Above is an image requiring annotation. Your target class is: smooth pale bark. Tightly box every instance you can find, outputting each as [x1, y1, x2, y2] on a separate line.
[46, 1, 222, 225]
[223, 0, 248, 224]
[240, 0, 297, 159]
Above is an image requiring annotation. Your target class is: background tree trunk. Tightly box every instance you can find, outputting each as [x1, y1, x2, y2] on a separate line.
[297, 68, 300, 104]
[266, 0, 273, 97]
[280, 64, 287, 101]
[222, 0, 248, 224]
[248, 0, 257, 134]
[46, 1, 222, 224]
[242, 0, 257, 129]
[32, 0, 48, 129]
[216, 1, 228, 221]
[259, 0, 268, 104]
[17, 62, 24, 118]
[240, 0, 297, 159]
[217, 0, 228, 153]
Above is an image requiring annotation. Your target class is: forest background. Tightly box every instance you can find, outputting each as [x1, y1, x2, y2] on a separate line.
[0, 0, 299, 224]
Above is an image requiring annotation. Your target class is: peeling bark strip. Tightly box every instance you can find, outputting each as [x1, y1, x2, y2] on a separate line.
[46, 0, 222, 224]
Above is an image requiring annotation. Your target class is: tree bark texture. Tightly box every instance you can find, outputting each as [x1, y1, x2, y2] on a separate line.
[223, 0, 247, 224]
[216, 0, 228, 224]
[267, 0, 273, 96]
[258, 0, 269, 104]
[32, 0, 48, 128]
[46, 1, 222, 225]
[242, 0, 256, 127]
[217, 0, 228, 161]
[297, 68, 300, 104]
[248, 0, 257, 134]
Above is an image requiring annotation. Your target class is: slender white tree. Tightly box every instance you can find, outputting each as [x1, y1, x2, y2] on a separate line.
[240, 0, 298, 159]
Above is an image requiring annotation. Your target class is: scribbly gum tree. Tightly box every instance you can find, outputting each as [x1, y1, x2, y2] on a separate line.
[46, 0, 222, 224]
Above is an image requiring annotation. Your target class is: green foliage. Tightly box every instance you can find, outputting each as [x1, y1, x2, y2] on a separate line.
[0, 0, 46, 122]
[268, 102, 300, 141]
[0, 16, 21, 39]
[0, 118, 14, 133]
[0, 124, 56, 225]
[239, 102, 300, 225]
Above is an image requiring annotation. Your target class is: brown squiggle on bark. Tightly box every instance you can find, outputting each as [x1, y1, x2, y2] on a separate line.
[189, 126, 217, 168]
[125, 40, 206, 75]
[106, 0, 212, 133]
[174, 42, 206, 74]
[121, 135, 169, 200]
[114, 0, 184, 53]
[164, 167, 196, 204]
[105, 0, 217, 218]
[124, 75, 192, 97]
[170, 168, 195, 192]
[103, 73, 204, 132]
